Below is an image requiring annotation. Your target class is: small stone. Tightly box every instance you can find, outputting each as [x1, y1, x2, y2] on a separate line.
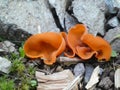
[73, 63, 85, 77]
[107, 17, 119, 28]
[55, 66, 63, 72]
[0, 40, 16, 53]
[104, 27, 120, 52]
[98, 77, 113, 89]
[84, 64, 94, 83]
[0, 57, 11, 73]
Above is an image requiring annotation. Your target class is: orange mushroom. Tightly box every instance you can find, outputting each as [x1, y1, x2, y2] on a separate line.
[61, 32, 75, 57]
[76, 46, 97, 59]
[23, 32, 66, 65]
[81, 33, 112, 61]
[64, 24, 96, 59]
[65, 24, 88, 58]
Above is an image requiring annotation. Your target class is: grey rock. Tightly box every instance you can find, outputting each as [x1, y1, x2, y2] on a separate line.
[98, 77, 113, 89]
[64, 13, 78, 32]
[84, 64, 94, 84]
[104, 27, 120, 52]
[48, 0, 69, 28]
[112, 0, 120, 10]
[117, 9, 120, 19]
[107, 17, 119, 28]
[0, 57, 11, 73]
[72, 0, 105, 35]
[73, 63, 85, 77]
[0, 40, 16, 53]
[0, 0, 59, 34]
[0, 22, 31, 45]
[105, 0, 119, 14]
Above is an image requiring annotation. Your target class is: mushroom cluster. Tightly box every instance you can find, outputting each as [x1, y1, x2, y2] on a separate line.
[24, 24, 112, 65]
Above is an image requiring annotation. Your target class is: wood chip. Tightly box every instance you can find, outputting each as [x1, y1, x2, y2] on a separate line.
[57, 56, 81, 66]
[115, 68, 120, 89]
[63, 75, 83, 90]
[36, 69, 78, 90]
[58, 56, 81, 62]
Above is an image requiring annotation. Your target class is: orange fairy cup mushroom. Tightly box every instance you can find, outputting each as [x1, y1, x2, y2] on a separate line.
[64, 24, 112, 61]
[23, 32, 66, 65]
[64, 24, 88, 58]
[81, 33, 112, 61]
[65, 24, 96, 59]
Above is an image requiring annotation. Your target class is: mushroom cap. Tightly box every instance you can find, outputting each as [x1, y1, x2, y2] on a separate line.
[24, 32, 66, 65]
[81, 33, 112, 61]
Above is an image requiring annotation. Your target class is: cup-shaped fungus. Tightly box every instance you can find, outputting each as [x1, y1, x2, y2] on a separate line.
[81, 33, 112, 61]
[61, 32, 75, 58]
[65, 24, 96, 59]
[24, 32, 66, 65]
[65, 24, 88, 57]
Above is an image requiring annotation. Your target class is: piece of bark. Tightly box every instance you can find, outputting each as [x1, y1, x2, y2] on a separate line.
[36, 69, 78, 90]
[57, 56, 82, 66]
[115, 68, 120, 89]
[58, 56, 81, 62]
[63, 75, 83, 90]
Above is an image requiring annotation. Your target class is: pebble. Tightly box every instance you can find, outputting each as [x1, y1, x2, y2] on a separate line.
[0, 40, 16, 53]
[73, 63, 85, 77]
[107, 17, 119, 28]
[84, 64, 94, 84]
[0, 57, 11, 73]
[98, 77, 113, 89]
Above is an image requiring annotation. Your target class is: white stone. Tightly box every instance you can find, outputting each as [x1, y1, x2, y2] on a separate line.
[0, 57, 11, 73]
[73, 63, 85, 77]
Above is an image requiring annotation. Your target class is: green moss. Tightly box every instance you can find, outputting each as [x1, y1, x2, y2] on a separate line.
[0, 76, 15, 90]
[18, 43, 25, 58]
[10, 58, 25, 75]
